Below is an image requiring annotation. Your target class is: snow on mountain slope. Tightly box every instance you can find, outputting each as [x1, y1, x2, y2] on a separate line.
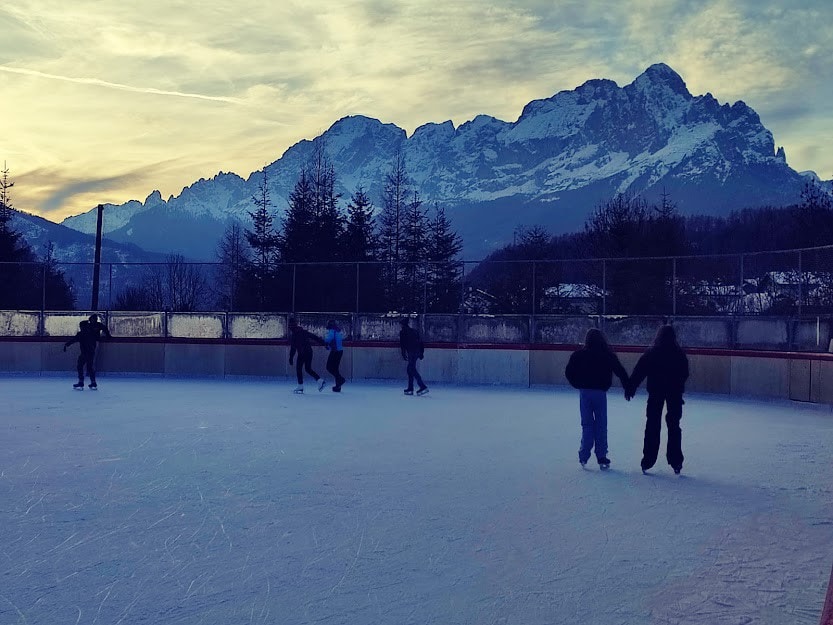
[60, 63, 819, 259]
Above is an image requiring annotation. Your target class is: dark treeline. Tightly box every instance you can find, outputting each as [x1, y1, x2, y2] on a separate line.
[0, 165, 74, 310]
[209, 144, 464, 313]
[469, 184, 833, 315]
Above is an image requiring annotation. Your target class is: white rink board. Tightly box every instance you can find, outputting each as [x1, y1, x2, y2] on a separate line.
[0, 377, 831, 625]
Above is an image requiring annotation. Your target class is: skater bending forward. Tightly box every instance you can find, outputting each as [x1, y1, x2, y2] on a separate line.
[626, 325, 689, 475]
[64, 314, 112, 389]
[565, 328, 629, 469]
[399, 318, 428, 395]
[288, 317, 326, 393]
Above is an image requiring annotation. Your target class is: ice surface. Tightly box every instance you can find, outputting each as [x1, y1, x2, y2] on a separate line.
[1, 376, 832, 624]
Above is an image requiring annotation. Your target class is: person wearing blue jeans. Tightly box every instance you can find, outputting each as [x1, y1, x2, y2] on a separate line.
[565, 328, 629, 469]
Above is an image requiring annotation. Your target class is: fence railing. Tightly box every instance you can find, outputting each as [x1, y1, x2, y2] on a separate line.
[2, 245, 833, 316]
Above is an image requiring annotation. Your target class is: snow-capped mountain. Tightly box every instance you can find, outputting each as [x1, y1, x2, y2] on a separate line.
[62, 63, 825, 259]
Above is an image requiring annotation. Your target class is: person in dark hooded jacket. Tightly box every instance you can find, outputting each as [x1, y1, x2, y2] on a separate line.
[288, 317, 326, 393]
[565, 328, 629, 469]
[626, 324, 690, 474]
[64, 314, 112, 389]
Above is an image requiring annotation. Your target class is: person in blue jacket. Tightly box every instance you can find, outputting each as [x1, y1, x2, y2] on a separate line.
[324, 320, 346, 392]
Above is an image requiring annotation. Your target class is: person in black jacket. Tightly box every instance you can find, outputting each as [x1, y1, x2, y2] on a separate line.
[63, 314, 112, 389]
[288, 317, 326, 394]
[565, 328, 629, 469]
[399, 318, 428, 396]
[626, 324, 690, 474]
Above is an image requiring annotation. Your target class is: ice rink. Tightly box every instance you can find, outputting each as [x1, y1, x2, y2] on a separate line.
[1, 375, 832, 625]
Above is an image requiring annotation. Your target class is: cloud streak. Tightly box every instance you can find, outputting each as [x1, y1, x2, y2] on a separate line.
[0, 65, 243, 103]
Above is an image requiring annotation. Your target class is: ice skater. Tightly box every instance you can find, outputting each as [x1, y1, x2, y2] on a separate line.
[565, 328, 629, 469]
[324, 320, 346, 392]
[626, 324, 690, 475]
[63, 313, 112, 389]
[399, 317, 428, 396]
[288, 317, 326, 394]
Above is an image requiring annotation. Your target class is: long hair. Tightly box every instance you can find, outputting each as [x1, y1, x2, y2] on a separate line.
[584, 328, 611, 353]
[653, 324, 680, 350]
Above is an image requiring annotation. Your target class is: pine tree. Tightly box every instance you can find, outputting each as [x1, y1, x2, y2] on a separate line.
[426, 204, 463, 312]
[244, 170, 280, 310]
[343, 187, 377, 261]
[215, 221, 250, 310]
[379, 153, 411, 310]
[400, 191, 428, 311]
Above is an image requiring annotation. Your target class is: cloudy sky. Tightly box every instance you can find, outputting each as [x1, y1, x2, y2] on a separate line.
[2, 0, 832, 222]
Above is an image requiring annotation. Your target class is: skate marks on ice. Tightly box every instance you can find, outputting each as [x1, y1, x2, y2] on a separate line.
[0, 377, 832, 624]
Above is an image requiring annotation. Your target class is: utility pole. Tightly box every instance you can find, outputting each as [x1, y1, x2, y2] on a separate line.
[91, 204, 104, 310]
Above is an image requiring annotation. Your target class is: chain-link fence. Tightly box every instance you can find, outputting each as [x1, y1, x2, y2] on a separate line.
[2, 245, 833, 315]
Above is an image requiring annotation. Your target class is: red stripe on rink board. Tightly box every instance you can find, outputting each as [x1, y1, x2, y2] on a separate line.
[4, 335, 833, 361]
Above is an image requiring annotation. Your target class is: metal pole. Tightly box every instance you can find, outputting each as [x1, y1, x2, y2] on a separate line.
[672, 257, 677, 316]
[602, 260, 607, 316]
[91, 203, 104, 310]
[291, 264, 297, 313]
[423, 263, 428, 314]
[460, 262, 466, 313]
[797, 250, 803, 318]
[355, 263, 360, 313]
[531, 261, 537, 315]
[41, 263, 46, 312]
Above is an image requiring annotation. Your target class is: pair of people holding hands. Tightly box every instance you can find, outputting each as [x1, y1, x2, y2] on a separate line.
[566, 325, 689, 474]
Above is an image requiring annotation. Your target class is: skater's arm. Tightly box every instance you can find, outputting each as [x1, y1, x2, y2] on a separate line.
[306, 330, 326, 346]
[628, 352, 650, 395]
[565, 351, 580, 388]
[100, 323, 112, 340]
[611, 352, 629, 388]
[64, 333, 80, 350]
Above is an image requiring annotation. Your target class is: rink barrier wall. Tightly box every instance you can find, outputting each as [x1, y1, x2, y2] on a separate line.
[3, 336, 833, 405]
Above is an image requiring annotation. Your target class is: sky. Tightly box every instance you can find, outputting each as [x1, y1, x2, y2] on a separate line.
[2, 0, 832, 223]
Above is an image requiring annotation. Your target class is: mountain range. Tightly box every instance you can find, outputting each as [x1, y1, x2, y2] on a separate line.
[60, 63, 829, 260]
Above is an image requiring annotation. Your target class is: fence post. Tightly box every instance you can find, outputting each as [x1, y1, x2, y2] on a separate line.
[355, 263, 360, 314]
[672, 257, 677, 316]
[602, 259, 607, 316]
[739, 254, 744, 313]
[423, 263, 428, 314]
[797, 250, 803, 318]
[460, 262, 466, 313]
[108, 263, 113, 310]
[292, 264, 297, 313]
[41, 263, 46, 313]
[531, 261, 537, 315]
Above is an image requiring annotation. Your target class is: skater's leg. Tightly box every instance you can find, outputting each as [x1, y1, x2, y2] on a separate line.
[76, 353, 85, 383]
[408, 354, 426, 390]
[295, 357, 304, 385]
[86, 350, 97, 385]
[405, 357, 415, 391]
[641, 394, 664, 471]
[302, 350, 320, 381]
[578, 390, 595, 464]
[665, 395, 684, 470]
[328, 351, 345, 387]
[592, 390, 609, 462]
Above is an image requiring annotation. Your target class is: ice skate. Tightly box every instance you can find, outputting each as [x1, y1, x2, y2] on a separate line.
[416, 387, 429, 396]
[598, 457, 611, 470]
[318, 379, 326, 392]
[293, 385, 304, 394]
[673, 466, 682, 475]
[88, 382, 97, 390]
[332, 385, 341, 393]
[403, 389, 414, 396]
[73, 381, 84, 390]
